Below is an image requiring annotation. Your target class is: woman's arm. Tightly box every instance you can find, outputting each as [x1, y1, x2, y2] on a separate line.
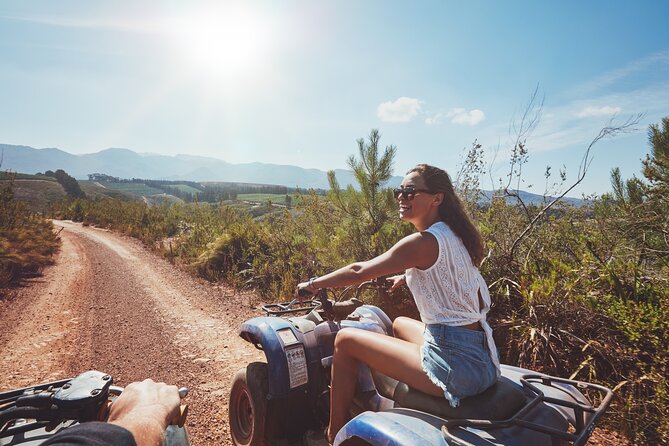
[298, 231, 438, 295]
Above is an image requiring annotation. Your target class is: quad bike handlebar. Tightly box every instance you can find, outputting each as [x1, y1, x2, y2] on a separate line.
[265, 277, 392, 320]
[261, 298, 321, 316]
[0, 371, 188, 440]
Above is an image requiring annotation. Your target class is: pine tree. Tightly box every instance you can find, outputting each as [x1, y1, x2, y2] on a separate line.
[326, 129, 399, 259]
[643, 117, 669, 202]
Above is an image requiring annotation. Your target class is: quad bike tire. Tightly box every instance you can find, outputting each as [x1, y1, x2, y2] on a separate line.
[229, 362, 269, 446]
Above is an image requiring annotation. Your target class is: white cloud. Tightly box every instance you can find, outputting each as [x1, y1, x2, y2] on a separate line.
[447, 108, 486, 126]
[377, 97, 423, 123]
[576, 105, 622, 118]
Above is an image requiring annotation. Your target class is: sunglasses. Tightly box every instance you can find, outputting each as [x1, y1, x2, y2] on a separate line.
[393, 186, 432, 200]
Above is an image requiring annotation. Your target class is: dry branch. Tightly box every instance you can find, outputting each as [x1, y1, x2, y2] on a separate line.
[509, 113, 644, 261]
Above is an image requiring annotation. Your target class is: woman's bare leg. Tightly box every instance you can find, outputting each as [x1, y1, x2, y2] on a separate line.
[328, 327, 442, 442]
[392, 316, 425, 344]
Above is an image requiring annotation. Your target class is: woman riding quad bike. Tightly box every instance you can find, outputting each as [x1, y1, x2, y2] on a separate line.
[230, 284, 612, 446]
[229, 164, 613, 446]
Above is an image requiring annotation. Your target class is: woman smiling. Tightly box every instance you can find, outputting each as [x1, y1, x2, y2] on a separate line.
[296, 164, 499, 443]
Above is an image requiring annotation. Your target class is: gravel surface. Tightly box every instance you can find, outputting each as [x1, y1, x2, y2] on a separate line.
[0, 220, 263, 445]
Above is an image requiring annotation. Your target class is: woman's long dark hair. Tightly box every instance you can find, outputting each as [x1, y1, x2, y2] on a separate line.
[408, 164, 485, 266]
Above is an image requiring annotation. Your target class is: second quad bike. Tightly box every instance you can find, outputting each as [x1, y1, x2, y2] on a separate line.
[229, 282, 613, 446]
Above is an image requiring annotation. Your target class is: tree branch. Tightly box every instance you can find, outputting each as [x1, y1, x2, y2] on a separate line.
[509, 114, 643, 260]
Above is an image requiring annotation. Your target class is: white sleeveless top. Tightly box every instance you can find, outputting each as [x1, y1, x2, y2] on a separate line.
[405, 221, 500, 374]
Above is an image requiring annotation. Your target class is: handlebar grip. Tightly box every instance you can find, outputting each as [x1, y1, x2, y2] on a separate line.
[297, 287, 313, 298]
[97, 400, 113, 421]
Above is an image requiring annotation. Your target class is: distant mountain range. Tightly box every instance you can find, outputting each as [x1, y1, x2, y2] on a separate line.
[0, 143, 374, 190]
[0, 143, 584, 206]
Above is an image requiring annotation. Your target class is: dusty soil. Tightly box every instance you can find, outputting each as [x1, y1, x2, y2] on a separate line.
[0, 220, 263, 445]
[0, 220, 631, 445]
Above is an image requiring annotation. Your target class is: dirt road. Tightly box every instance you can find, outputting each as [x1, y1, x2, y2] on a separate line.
[0, 220, 264, 445]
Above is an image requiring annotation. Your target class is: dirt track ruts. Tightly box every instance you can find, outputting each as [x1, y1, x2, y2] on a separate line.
[0, 220, 263, 445]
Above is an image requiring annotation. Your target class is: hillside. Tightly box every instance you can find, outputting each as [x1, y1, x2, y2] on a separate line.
[1, 143, 586, 206]
[2, 179, 66, 212]
[0, 144, 380, 190]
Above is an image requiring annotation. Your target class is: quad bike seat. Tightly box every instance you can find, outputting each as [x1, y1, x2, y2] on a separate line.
[372, 370, 527, 420]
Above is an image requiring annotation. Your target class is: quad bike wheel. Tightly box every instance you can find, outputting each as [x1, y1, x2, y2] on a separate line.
[229, 362, 269, 446]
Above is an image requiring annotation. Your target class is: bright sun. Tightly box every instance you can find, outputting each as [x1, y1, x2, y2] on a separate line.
[169, 4, 270, 81]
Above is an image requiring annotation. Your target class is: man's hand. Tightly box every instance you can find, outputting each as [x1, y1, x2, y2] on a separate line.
[108, 379, 182, 446]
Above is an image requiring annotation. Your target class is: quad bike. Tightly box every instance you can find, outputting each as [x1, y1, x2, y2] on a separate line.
[0, 370, 190, 446]
[228, 281, 613, 446]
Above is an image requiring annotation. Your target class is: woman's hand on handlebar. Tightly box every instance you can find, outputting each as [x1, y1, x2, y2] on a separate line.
[296, 278, 318, 301]
[386, 274, 406, 293]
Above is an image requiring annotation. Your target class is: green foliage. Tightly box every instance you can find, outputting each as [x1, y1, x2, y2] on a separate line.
[161, 184, 202, 195]
[0, 173, 60, 290]
[643, 116, 669, 199]
[327, 129, 401, 260]
[48, 169, 85, 198]
[193, 214, 262, 286]
[473, 192, 668, 443]
[470, 118, 669, 444]
[581, 122, 669, 443]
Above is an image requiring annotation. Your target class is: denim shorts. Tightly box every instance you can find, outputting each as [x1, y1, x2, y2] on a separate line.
[421, 324, 498, 408]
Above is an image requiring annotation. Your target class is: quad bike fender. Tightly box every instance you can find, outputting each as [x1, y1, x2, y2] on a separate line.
[355, 305, 393, 335]
[239, 317, 315, 398]
[333, 409, 536, 446]
[333, 410, 448, 446]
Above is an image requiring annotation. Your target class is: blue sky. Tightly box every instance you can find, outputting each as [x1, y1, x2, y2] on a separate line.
[1, 1, 668, 195]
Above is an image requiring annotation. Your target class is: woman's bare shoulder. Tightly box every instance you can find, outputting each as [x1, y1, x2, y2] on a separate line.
[395, 230, 438, 254]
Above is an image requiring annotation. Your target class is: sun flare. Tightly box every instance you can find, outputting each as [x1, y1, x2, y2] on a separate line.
[169, 5, 270, 81]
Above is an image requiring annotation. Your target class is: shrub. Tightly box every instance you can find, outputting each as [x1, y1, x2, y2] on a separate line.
[0, 173, 60, 290]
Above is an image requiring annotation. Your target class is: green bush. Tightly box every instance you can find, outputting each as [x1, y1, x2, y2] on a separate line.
[1, 173, 60, 289]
